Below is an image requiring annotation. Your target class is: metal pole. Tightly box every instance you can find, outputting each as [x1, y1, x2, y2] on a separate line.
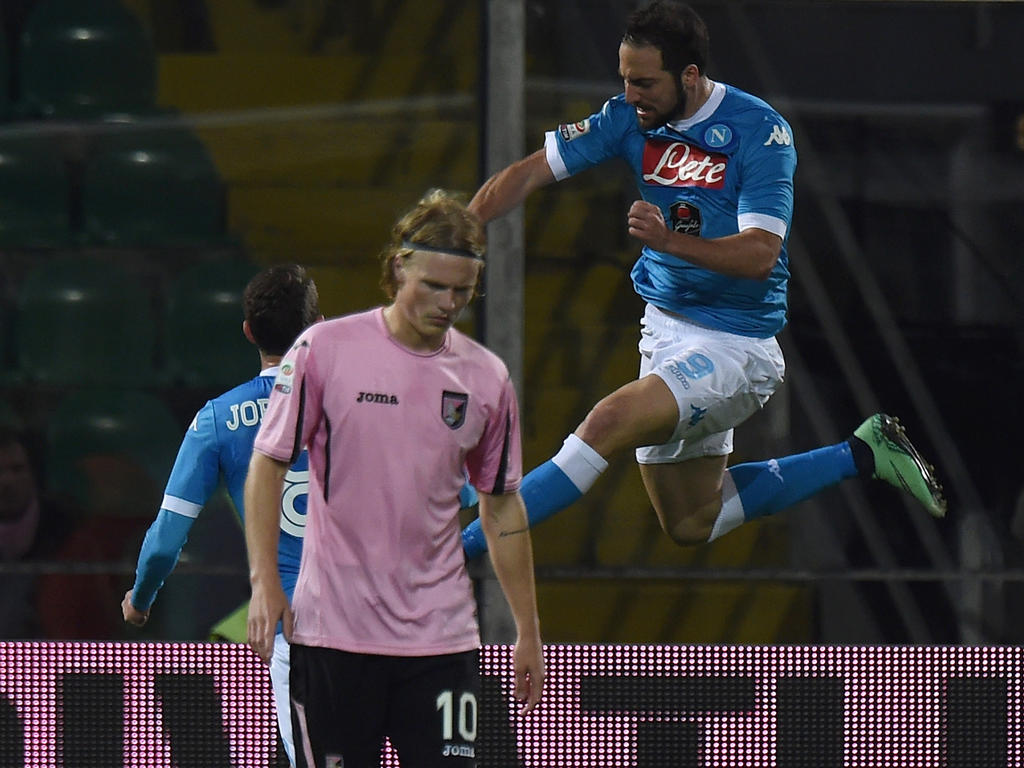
[475, 0, 525, 644]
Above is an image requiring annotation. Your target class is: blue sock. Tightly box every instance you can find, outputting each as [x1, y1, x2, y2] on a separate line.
[730, 441, 858, 521]
[463, 434, 606, 559]
[462, 459, 585, 559]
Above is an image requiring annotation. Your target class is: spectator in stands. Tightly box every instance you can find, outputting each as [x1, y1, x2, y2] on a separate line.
[0, 426, 75, 638]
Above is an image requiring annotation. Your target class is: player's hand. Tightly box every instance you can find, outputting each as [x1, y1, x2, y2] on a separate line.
[512, 633, 545, 715]
[121, 590, 150, 627]
[247, 582, 291, 664]
[627, 199, 670, 252]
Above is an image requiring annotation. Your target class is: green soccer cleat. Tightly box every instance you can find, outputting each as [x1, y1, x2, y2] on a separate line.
[854, 413, 947, 518]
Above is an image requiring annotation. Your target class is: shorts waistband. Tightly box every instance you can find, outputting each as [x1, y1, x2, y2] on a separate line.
[642, 303, 720, 335]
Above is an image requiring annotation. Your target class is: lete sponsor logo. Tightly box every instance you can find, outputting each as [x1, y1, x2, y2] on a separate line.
[641, 139, 728, 188]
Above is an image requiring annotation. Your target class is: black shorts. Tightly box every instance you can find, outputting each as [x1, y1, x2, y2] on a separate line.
[290, 644, 481, 768]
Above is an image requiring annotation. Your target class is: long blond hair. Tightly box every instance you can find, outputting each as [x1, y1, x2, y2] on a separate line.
[378, 189, 486, 301]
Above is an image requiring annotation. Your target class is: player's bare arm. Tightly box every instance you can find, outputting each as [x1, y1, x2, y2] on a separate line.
[243, 451, 292, 664]
[627, 199, 782, 280]
[469, 149, 556, 224]
[478, 490, 545, 714]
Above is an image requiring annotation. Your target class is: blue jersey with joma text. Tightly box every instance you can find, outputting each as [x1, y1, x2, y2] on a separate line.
[545, 82, 797, 338]
[131, 367, 307, 610]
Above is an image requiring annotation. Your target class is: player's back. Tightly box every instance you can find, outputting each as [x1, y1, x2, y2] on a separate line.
[184, 368, 307, 595]
[205, 371, 277, 509]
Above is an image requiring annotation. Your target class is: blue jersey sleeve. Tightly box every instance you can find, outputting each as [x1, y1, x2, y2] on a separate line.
[735, 114, 797, 235]
[162, 404, 222, 514]
[130, 510, 195, 610]
[547, 96, 637, 179]
[130, 403, 222, 610]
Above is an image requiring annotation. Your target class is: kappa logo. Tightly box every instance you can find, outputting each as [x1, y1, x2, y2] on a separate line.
[688, 404, 708, 427]
[764, 124, 792, 147]
[441, 390, 468, 429]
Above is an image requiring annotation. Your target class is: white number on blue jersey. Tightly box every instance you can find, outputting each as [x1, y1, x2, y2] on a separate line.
[280, 467, 308, 537]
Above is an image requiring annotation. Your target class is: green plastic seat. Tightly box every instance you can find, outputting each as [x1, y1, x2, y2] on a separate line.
[165, 259, 261, 390]
[17, 0, 156, 118]
[81, 122, 228, 248]
[46, 388, 182, 514]
[0, 132, 73, 248]
[0, 399, 21, 430]
[0, 14, 9, 118]
[14, 255, 158, 386]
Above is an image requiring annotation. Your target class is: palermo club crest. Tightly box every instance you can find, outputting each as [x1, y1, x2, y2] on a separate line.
[441, 390, 468, 429]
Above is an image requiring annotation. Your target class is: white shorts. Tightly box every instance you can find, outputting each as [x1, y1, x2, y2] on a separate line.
[271, 632, 295, 766]
[635, 304, 785, 464]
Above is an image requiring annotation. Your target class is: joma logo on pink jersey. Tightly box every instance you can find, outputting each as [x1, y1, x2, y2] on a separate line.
[641, 139, 728, 188]
[356, 391, 398, 404]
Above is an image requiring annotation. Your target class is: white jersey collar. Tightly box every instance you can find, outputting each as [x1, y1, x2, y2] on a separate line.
[666, 80, 725, 132]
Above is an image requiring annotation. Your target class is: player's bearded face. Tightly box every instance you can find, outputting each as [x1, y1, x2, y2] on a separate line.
[619, 43, 684, 130]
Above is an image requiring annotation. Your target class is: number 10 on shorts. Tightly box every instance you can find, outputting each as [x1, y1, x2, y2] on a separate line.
[436, 689, 478, 742]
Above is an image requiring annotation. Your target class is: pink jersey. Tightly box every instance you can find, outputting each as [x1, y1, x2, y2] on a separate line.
[254, 307, 523, 656]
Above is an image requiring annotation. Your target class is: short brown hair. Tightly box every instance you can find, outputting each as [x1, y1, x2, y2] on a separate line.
[242, 264, 321, 355]
[623, 0, 710, 80]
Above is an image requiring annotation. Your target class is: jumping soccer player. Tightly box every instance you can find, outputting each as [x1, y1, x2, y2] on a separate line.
[461, 0, 946, 561]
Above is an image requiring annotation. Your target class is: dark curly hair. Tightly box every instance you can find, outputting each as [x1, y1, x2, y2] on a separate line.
[242, 264, 321, 356]
[623, 0, 710, 81]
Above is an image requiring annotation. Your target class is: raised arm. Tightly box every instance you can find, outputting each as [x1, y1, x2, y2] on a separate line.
[469, 149, 557, 224]
[244, 450, 291, 663]
[478, 489, 545, 714]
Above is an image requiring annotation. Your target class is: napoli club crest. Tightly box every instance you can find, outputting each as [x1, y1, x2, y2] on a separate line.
[441, 390, 468, 429]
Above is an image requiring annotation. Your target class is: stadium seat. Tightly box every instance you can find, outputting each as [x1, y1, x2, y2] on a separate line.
[45, 388, 182, 516]
[0, 131, 74, 248]
[80, 120, 229, 248]
[13, 255, 158, 386]
[17, 0, 157, 118]
[0, 14, 9, 119]
[0, 399, 20, 430]
[164, 259, 261, 390]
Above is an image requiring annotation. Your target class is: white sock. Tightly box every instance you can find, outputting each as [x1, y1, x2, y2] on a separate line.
[708, 469, 745, 542]
[551, 434, 608, 493]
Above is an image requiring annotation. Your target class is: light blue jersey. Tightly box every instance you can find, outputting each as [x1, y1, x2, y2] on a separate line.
[131, 369, 480, 612]
[131, 367, 306, 610]
[545, 83, 797, 338]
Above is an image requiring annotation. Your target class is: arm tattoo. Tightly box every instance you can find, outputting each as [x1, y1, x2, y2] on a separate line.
[498, 526, 529, 538]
